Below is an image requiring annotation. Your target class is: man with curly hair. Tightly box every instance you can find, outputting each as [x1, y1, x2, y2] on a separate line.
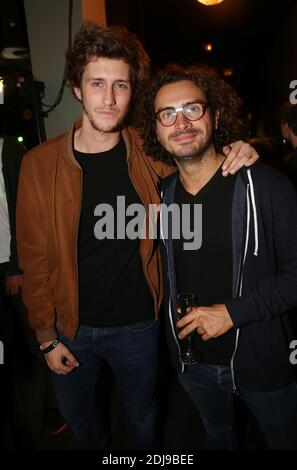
[16, 23, 258, 449]
[140, 64, 297, 449]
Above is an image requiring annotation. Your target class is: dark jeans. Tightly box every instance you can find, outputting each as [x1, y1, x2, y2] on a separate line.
[178, 363, 297, 449]
[52, 320, 159, 449]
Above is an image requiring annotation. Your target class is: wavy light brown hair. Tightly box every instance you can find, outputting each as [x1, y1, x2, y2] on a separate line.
[139, 64, 245, 165]
[66, 21, 150, 124]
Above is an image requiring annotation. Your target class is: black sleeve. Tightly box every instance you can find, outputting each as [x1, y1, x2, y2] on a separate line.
[226, 178, 297, 327]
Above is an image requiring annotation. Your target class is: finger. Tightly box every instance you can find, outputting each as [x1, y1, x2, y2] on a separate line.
[223, 141, 259, 176]
[63, 351, 79, 367]
[222, 146, 241, 176]
[245, 149, 259, 166]
[222, 145, 231, 157]
[177, 318, 187, 328]
[176, 310, 199, 328]
[202, 333, 211, 341]
[178, 324, 196, 339]
[63, 358, 80, 368]
[54, 370, 68, 375]
[197, 326, 206, 336]
[56, 362, 77, 373]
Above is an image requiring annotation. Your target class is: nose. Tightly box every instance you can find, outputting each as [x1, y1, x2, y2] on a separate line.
[102, 85, 115, 106]
[175, 110, 192, 130]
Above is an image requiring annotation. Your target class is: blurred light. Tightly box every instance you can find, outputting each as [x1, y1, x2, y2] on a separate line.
[204, 43, 213, 52]
[0, 77, 4, 104]
[197, 0, 224, 5]
[223, 68, 234, 78]
[17, 136, 24, 143]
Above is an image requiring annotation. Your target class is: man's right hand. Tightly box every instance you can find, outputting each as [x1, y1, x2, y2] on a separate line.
[41, 341, 80, 375]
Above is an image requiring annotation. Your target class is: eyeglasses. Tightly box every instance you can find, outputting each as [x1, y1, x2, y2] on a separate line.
[155, 100, 209, 127]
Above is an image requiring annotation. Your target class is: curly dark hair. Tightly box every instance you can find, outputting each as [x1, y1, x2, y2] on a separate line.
[139, 64, 245, 165]
[66, 21, 150, 124]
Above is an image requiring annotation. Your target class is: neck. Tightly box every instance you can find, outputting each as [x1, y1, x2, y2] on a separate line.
[74, 115, 121, 153]
[176, 146, 225, 195]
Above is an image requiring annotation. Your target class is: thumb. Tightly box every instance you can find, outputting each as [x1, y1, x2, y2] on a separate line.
[63, 349, 79, 367]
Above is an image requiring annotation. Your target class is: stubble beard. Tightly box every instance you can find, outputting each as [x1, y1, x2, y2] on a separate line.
[168, 130, 214, 165]
[83, 103, 125, 134]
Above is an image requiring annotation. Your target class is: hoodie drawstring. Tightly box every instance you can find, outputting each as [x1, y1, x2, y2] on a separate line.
[247, 169, 259, 257]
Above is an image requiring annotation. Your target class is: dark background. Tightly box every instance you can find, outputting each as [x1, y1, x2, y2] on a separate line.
[106, 0, 297, 136]
[1, 0, 297, 147]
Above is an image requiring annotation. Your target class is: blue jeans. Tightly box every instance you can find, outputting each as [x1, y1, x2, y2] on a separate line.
[178, 363, 297, 449]
[51, 320, 159, 449]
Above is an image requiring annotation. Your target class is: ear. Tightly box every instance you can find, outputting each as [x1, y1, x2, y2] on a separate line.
[74, 86, 82, 101]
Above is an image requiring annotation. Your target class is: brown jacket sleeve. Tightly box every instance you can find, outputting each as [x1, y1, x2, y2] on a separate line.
[16, 152, 57, 343]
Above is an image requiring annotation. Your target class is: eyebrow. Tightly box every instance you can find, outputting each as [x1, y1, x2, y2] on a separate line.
[87, 78, 131, 83]
[156, 98, 203, 113]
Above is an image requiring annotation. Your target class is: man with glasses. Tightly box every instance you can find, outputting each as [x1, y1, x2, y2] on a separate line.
[140, 64, 297, 449]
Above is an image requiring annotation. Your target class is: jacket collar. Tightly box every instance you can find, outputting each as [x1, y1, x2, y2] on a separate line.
[61, 118, 134, 170]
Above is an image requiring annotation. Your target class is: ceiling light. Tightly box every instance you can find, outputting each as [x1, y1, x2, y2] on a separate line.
[197, 0, 224, 6]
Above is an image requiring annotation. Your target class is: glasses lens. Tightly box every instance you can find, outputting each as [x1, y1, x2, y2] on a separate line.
[159, 109, 176, 126]
[184, 102, 204, 121]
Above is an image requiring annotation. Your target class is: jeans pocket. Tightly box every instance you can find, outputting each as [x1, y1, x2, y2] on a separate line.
[125, 319, 159, 333]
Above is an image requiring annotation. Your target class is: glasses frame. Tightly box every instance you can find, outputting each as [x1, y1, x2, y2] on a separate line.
[155, 100, 209, 127]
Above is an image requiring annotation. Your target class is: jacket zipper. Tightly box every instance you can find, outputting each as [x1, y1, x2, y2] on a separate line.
[230, 329, 240, 394]
[230, 255, 243, 394]
[230, 182, 250, 394]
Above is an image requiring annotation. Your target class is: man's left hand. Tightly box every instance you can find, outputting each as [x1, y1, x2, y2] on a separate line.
[177, 304, 234, 341]
[5, 275, 23, 295]
[222, 141, 258, 176]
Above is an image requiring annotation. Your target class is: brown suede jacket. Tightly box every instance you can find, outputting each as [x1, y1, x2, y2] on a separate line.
[16, 120, 174, 343]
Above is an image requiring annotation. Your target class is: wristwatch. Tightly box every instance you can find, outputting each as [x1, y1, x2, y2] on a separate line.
[40, 338, 60, 354]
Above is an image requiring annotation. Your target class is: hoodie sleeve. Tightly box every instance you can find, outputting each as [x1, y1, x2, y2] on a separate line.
[225, 176, 297, 328]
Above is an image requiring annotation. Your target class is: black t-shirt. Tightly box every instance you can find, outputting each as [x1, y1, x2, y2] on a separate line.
[173, 165, 236, 364]
[74, 138, 153, 327]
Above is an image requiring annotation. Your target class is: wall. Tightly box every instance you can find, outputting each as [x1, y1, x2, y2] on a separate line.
[24, 0, 106, 139]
